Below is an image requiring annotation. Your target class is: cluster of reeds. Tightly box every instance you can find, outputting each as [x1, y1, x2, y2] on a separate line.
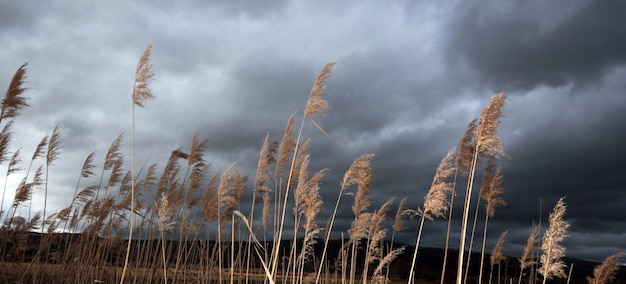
[0, 45, 623, 284]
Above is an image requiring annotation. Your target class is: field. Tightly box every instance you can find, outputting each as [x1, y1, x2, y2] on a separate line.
[0, 45, 623, 284]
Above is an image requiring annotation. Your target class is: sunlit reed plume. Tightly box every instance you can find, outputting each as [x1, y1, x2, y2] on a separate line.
[540, 197, 569, 284]
[304, 62, 336, 118]
[519, 225, 540, 284]
[490, 230, 508, 284]
[409, 148, 455, 284]
[586, 252, 625, 284]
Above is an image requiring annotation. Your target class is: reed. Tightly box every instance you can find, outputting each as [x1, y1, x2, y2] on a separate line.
[539, 197, 569, 284]
[408, 148, 455, 284]
[477, 158, 506, 284]
[456, 93, 507, 284]
[489, 230, 507, 284]
[3, 50, 621, 284]
[519, 224, 540, 284]
[586, 252, 624, 284]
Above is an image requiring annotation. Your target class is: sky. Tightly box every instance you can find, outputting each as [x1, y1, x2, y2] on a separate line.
[1, 0, 625, 263]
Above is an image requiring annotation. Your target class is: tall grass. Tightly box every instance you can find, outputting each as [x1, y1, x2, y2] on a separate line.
[539, 197, 569, 284]
[0, 50, 621, 284]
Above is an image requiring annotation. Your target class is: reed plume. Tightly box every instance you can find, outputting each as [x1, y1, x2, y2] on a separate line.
[586, 252, 624, 284]
[477, 159, 506, 284]
[409, 148, 455, 284]
[304, 62, 335, 118]
[1, 63, 30, 123]
[372, 245, 406, 283]
[274, 113, 296, 179]
[457, 94, 507, 284]
[386, 196, 409, 280]
[271, 63, 336, 282]
[519, 225, 540, 284]
[157, 192, 175, 284]
[254, 134, 272, 200]
[539, 197, 569, 284]
[341, 153, 375, 284]
[363, 198, 394, 284]
[294, 156, 326, 282]
[489, 230, 508, 284]
[131, 44, 155, 107]
[43, 126, 61, 233]
[1, 149, 22, 218]
[0, 120, 14, 165]
[123, 43, 155, 283]
[440, 120, 477, 284]
[348, 154, 375, 216]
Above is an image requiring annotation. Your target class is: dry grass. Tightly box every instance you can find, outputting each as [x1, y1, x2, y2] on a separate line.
[489, 230, 507, 284]
[539, 197, 569, 284]
[586, 252, 624, 284]
[518, 224, 540, 284]
[1, 49, 618, 284]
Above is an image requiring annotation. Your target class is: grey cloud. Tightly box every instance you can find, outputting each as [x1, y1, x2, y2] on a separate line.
[447, 1, 626, 92]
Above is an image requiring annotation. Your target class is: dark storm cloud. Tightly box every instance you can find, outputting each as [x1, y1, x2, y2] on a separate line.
[448, 1, 626, 92]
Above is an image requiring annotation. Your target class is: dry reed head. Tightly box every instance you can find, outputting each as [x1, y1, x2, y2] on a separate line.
[104, 134, 124, 170]
[294, 154, 311, 214]
[456, 119, 477, 174]
[262, 193, 271, 229]
[520, 224, 540, 271]
[480, 158, 506, 217]
[304, 62, 336, 118]
[217, 165, 247, 225]
[2, 63, 30, 121]
[254, 134, 271, 194]
[290, 139, 311, 188]
[141, 163, 158, 189]
[190, 163, 211, 197]
[587, 252, 624, 284]
[157, 192, 175, 232]
[476, 93, 507, 159]
[0, 121, 14, 164]
[349, 212, 372, 243]
[366, 198, 395, 264]
[107, 158, 125, 187]
[33, 165, 44, 185]
[490, 230, 508, 266]
[295, 157, 326, 263]
[275, 113, 296, 178]
[343, 153, 375, 215]
[46, 125, 61, 165]
[200, 174, 219, 222]
[372, 246, 406, 282]
[392, 196, 409, 233]
[370, 198, 394, 236]
[32, 134, 48, 161]
[132, 43, 155, 107]
[44, 213, 58, 234]
[295, 155, 327, 233]
[188, 131, 209, 166]
[422, 148, 455, 220]
[24, 212, 41, 232]
[12, 178, 32, 207]
[540, 197, 569, 280]
[7, 148, 22, 176]
[75, 185, 98, 206]
[156, 148, 185, 197]
[115, 171, 133, 210]
[80, 152, 96, 178]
